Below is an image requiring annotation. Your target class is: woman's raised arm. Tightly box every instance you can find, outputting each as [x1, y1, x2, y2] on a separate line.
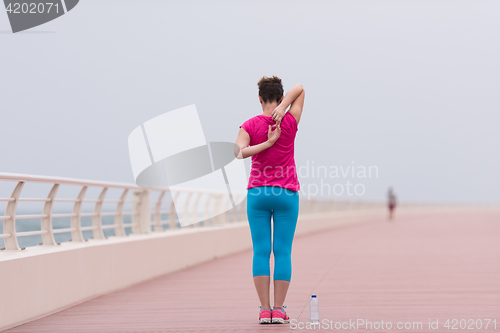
[272, 84, 305, 125]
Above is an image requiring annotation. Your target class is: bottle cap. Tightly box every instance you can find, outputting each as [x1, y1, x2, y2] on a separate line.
[311, 295, 317, 298]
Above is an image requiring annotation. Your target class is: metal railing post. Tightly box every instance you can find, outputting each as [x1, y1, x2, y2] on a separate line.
[213, 194, 224, 225]
[142, 190, 151, 233]
[169, 192, 179, 229]
[192, 192, 202, 227]
[70, 186, 87, 242]
[41, 183, 59, 246]
[214, 194, 230, 224]
[132, 189, 151, 234]
[224, 196, 231, 223]
[92, 187, 108, 239]
[153, 191, 165, 232]
[234, 195, 241, 221]
[183, 192, 193, 228]
[115, 188, 129, 236]
[203, 194, 213, 225]
[3, 181, 24, 250]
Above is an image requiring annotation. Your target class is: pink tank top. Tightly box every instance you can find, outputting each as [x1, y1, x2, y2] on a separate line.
[240, 112, 300, 192]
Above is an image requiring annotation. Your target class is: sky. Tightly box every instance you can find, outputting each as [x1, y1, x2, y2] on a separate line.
[0, 0, 499, 203]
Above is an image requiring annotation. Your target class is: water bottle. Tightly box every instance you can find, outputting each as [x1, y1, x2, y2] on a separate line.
[309, 294, 319, 324]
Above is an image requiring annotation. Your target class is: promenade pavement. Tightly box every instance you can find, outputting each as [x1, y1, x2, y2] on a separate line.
[6, 210, 499, 332]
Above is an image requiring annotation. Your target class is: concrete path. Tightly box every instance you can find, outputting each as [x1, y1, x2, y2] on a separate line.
[6, 210, 500, 332]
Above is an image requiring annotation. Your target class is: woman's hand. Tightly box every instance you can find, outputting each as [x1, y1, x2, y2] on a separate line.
[267, 124, 281, 145]
[272, 105, 286, 124]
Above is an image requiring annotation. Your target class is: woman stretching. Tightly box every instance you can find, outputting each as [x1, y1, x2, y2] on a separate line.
[235, 76, 305, 324]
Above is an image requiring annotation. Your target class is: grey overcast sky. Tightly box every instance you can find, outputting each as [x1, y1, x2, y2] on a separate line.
[0, 0, 499, 203]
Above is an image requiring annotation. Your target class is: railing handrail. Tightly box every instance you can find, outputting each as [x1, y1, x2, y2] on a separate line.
[0, 172, 139, 190]
[8, 172, 491, 252]
[0, 172, 240, 195]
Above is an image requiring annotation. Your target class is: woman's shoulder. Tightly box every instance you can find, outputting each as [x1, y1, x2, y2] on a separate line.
[241, 115, 263, 134]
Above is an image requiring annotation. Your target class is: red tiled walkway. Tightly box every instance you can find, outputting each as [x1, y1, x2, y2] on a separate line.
[6, 210, 500, 332]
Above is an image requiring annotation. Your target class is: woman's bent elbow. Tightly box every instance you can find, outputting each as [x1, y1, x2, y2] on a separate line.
[234, 145, 244, 159]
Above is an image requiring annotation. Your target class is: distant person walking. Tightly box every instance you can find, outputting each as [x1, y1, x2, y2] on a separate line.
[235, 76, 305, 324]
[388, 187, 397, 220]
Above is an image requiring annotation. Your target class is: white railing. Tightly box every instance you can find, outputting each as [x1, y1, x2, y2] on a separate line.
[1, 172, 496, 252]
[0, 172, 390, 251]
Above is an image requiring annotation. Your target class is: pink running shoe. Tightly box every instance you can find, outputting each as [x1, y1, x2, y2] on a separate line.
[272, 306, 290, 324]
[259, 307, 272, 324]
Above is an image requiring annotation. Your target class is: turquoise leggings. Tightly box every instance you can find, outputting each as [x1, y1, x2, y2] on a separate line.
[247, 186, 299, 282]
